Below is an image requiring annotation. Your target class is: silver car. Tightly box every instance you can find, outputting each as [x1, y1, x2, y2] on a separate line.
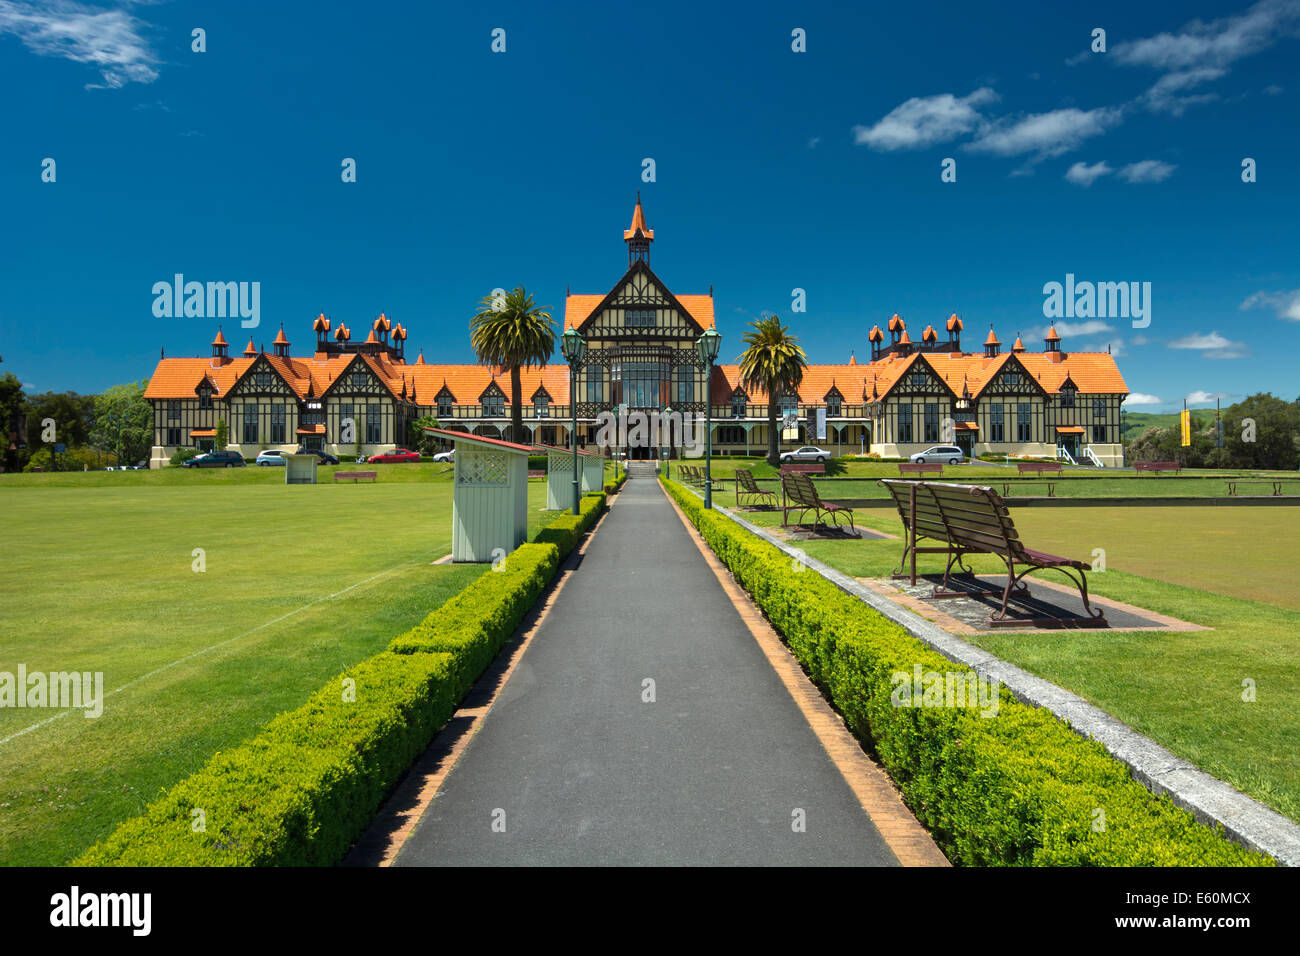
[909, 445, 965, 465]
[780, 445, 830, 463]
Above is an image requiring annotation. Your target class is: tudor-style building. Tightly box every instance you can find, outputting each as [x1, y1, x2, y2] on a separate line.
[144, 196, 1127, 466]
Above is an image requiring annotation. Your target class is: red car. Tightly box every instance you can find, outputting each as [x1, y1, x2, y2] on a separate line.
[367, 447, 420, 464]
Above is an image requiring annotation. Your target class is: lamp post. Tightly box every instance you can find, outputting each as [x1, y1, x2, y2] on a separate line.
[662, 404, 672, 478]
[561, 328, 586, 515]
[695, 328, 722, 509]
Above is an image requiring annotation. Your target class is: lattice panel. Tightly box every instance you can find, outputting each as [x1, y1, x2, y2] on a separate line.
[457, 451, 508, 485]
[550, 454, 573, 474]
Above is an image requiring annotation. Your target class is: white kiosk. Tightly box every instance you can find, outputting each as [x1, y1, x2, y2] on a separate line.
[284, 454, 318, 485]
[424, 427, 532, 563]
[536, 444, 605, 510]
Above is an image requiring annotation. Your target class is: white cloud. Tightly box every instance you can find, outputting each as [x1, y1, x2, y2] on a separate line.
[1039, 320, 1115, 338]
[1113, 0, 1300, 114]
[965, 106, 1123, 160]
[807, 136, 821, 149]
[1132, 334, 1149, 345]
[1239, 288, 1300, 320]
[1123, 393, 1163, 406]
[1168, 330, 1249, 358]
[1264, 83, 1285, 93]
[0, 0, 160, 88]
[1064, 160, 1112, 186]
[852, 88, 999, 151]
[1119, 159, 1177, 183]
[1186, 389, 1235, 405]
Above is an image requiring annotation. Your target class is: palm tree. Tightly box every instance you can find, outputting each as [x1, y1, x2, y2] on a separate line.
[738, 315, 807, 465]
[470, 287, 557, 443]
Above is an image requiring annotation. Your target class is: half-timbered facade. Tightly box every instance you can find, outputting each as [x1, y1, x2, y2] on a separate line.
[144, 196, 1127, 466]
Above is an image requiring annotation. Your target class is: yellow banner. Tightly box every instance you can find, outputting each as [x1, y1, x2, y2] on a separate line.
[1180, 409, 1191, 447]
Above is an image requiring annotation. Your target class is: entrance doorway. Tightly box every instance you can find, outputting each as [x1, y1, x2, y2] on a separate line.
[956, 432, 974, 458]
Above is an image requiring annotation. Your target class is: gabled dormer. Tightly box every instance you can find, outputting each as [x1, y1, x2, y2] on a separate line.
[480, 382, 506, 417]
[824, 383, 844, 417]
[435, 383, 456, 418]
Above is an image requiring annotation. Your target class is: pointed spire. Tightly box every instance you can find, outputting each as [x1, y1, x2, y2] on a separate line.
[212, 327, 228, 348]
[1012, 334, 1026, 352]
[243, 339, 256, 357]
[624, 192, 654, 265]
[416, 350, 426, 364]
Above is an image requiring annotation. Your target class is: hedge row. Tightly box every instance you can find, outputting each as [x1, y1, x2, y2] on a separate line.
[603, 468, 628, 497]
[75, 494, 609, 867]
[662, 478, 1271, 866]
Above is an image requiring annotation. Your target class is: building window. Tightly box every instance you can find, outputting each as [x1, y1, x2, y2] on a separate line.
[271, 404, 286, 444]
[254, 371, 271, 390]
[1060, 387, 1075, 408]
[990, 404, 1004, 442]
[779, 393, 799, 415]
[1094, 398, 1106, 419]
[731, 394, 746, 418]
[349, 371, 369, 390]
[482, 394, 504, 418]
[199, 390, 213, 409]
[366, 405, 382, 443]
[675, 366, 693, 405]
[534, 396, 550, 418]
[924, 404, 940, 442]
[898, 404, 913, 443]
[826, 395, 842, 417]
[437, 395, 454, 417]
[909, 371, 927, 388]
[586, 369, 602, 404]
[1017, 403, 1032, 442]
[166, 427, 182, 446]
[716, 426, 745, 444]
[1004, 371, 1021, 387]
[243, 404, 259, 444]
[625, 308, 655, 328]
[1092, 425, 1107, 444]
[167, 400, 180, 421]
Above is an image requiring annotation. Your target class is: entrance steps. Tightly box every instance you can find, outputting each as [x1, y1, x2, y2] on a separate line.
[624, 461, 659, 479]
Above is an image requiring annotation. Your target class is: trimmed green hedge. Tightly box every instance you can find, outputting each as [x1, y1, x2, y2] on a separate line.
[662, 478, 1271, 866]
[603, 468, 628, 496]
[534, 491, 605, 557]
[76, 650, 460, 866]
[75, 498, 611, 867]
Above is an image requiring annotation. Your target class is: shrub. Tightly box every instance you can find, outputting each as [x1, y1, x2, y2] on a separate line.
[661, 478, 1271, 866]
[528, 454, 548, 471]
[170, 447, 200, 466]
[75, 651, 460, 866]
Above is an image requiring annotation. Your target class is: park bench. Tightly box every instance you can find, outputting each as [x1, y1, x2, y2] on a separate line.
[1135, 461, 1181, 475]
[782, 472, 856, 534]
[780, 462, 826, 476]
[1016, 460, 1063, 476]
[333, 470, 377, 483]
[527, 469, 545, 479]
[898, 462, 943, 477]
[999, 480, 1057, 498]
[735, 467, 778, 509]
[1225, 478, 1300, 497]
[878, 479, 1105, 627]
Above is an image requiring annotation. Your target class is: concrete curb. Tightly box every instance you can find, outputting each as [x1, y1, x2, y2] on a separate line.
[679, 483, 1300, 867]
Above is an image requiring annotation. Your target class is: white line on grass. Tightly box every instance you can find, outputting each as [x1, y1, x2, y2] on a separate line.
[0, 559, 425, 747]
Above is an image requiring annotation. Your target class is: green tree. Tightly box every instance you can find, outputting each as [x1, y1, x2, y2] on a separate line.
[91, 381, 152, 467]
[0, 372, 26, 472]
[25, 390, 95, 450]
[409, 415, 442, 454]
[1221, 393, 1300, 470]
[738, 315, 808, 465]
[215, 418, 228, 451]
[470, 287, 556, 444]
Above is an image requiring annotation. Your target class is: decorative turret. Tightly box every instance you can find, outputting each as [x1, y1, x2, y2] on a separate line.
[624, 191, 654, 266]
[273, 325, 290, 357]
[946, 313, 963, 351]
[922, 325, 938, 344]
[984, 326, 1001, 358]
[243, 339, 257, 357]
[211, 327, 229, 361]
[393, 323, 406, 358]
[868, 324, 884, 360]
[334, 323, 350, 343]
[888, 313, 905, 345]
[1011, 334, 1026, 353]
[1045, 324, 1061, 352]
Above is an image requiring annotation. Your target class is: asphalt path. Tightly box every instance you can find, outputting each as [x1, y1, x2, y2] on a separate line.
[394, 477, 900, 866]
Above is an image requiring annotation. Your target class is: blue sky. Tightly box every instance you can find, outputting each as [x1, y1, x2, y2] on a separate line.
[1, 0, 1297, 412]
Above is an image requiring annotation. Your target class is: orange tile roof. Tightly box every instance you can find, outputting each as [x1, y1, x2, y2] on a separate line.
[563, 292, 714, 330]
[273, 327, 289, 346]
[946, 314, 963, 331]
[211, 329, 228, 347]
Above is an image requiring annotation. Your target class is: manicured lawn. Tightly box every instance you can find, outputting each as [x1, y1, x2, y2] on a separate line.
[715, 491, 1300, 824]
[0, 477, 555, 865]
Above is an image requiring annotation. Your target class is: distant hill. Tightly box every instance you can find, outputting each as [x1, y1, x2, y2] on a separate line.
[1122, 409, 1216, 440]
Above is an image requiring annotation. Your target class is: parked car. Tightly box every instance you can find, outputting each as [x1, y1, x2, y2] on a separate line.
[431, 448, 454, 463]
[367, 447, 420, 464]
[183, 450, 246, 468]
[780, 445, 831, 464]
[255, 450, 289, 466]
[294, 447, 340, 465]
[910, 445, 966, 465]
